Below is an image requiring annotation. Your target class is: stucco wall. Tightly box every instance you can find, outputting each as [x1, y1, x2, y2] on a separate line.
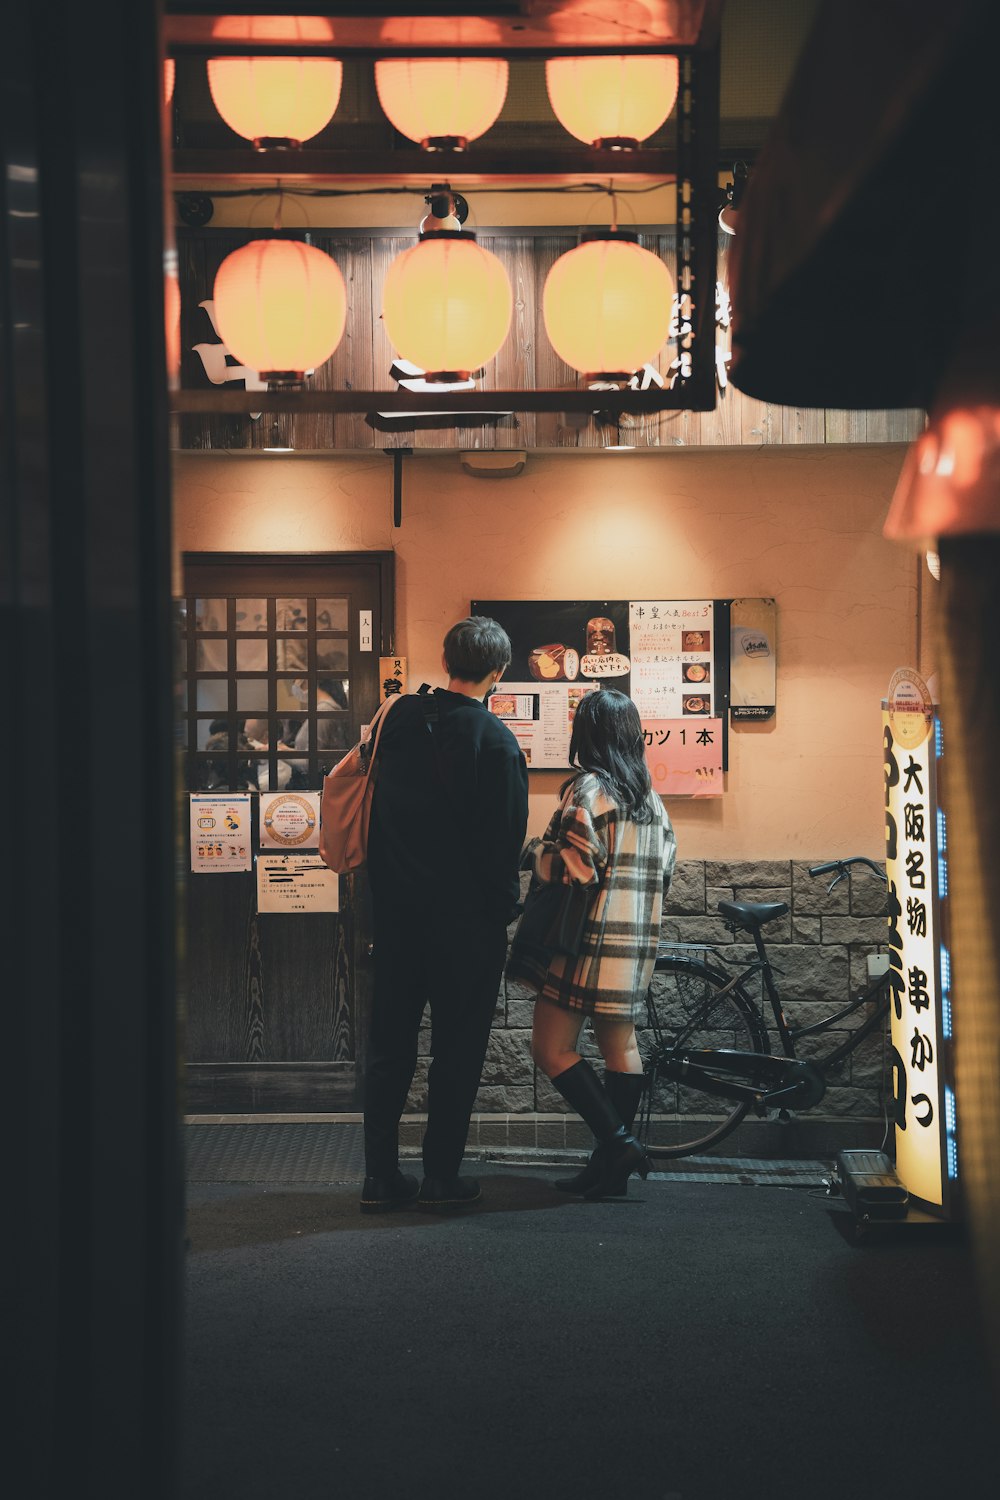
[171, 443, 918, 861]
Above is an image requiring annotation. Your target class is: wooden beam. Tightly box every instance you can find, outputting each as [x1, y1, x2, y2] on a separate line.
[172, 149, 678, 186]
[170, 387, 717, 415]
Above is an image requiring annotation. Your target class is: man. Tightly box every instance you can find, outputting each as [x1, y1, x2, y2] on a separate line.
[361, 617, 529, 1214]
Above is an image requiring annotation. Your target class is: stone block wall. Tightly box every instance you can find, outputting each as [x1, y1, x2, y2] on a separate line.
[400, 859, 893, 1159]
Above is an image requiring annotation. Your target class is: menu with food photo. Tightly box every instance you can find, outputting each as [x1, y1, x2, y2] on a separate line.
[488, 680, 597, 769]
[628, 599, 716, 718]
[472, 599, 632, 695]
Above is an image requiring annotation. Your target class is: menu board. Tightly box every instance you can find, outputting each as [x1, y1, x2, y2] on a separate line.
[488, 680, 598, 768]
[473, 598, 731, 787]
[629, 600, 716, 718]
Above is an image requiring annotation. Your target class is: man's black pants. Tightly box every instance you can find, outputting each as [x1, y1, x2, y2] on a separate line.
[363, 907, 509, 1180]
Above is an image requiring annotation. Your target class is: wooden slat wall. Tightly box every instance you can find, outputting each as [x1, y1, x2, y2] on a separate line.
[177, 229, 925, 453]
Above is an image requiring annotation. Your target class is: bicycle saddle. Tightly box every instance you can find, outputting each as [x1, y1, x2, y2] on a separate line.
[717, 899, 789, 931]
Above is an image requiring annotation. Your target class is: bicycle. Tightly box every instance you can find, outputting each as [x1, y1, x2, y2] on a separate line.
[636, 856, 892, 1159]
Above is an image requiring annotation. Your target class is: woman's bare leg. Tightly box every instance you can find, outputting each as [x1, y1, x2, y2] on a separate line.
[531, 998, 587, 1080]
[591, 1016, 643, 1074]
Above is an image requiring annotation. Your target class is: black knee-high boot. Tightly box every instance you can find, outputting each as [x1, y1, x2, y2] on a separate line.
[555, 1070, 646, 1194]
[552, 1060, 650, 1199]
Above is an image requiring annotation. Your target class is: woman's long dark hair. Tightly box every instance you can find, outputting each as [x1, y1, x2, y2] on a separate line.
[564, 689, 653, 821]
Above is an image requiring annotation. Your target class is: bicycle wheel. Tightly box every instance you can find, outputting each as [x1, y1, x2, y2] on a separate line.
[637, 956, 769, 1159]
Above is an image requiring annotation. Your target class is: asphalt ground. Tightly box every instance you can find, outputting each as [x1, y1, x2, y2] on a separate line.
[182, 1167, 995, 1500]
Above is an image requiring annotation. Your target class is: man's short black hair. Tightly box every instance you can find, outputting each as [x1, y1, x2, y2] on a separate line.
[443, 616, 512, 682]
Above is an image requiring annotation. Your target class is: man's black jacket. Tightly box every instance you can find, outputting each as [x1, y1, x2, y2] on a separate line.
[367, 687, 529, 927]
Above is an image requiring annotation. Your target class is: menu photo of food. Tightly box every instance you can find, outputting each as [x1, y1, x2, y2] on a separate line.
[528, 643, 580, 681]
[489, 692, 538, 721]
[567, 682, 599, 723]
[682, 661, 711, 684]
[681, 629, 710, 652]
[579, 615, 630, 679]
[682, 694, 711, 716]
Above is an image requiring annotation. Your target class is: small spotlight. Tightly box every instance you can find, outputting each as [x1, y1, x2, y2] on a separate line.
[176, 192, 214, 227]
[419, 183, 470, 233]
[926, 549, 941, 580]
[719, 161, 749, 236]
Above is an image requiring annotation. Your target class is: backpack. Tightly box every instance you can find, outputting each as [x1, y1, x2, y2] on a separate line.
[317, 694, 404, 875]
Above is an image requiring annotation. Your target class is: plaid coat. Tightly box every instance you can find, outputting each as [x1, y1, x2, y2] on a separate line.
[508, 772, 677, 1020]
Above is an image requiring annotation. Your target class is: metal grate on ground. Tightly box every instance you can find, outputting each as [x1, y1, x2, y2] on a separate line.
[185, 1122, 366, 1183]
[185, 1122, 831, 1187]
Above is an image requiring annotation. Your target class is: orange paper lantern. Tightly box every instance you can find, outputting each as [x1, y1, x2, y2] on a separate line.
[542, 230, 674, 379]
[164, 57, 176, 106]
[545, 55, 679, 148]
[213, 239, 347, 384]
[207, 16, 342, 148]
[375, 57, 508, 149]
[382, 232, 512, 379]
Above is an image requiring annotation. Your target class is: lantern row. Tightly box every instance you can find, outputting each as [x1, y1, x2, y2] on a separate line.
[167, 50, 680, 153]
[212, 229, 675, 386]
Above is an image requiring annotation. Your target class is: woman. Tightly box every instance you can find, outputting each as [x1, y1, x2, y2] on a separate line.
[509, 689, 676, 1199]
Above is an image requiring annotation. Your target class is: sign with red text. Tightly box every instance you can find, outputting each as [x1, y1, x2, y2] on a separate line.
[642, 718, 723, 798]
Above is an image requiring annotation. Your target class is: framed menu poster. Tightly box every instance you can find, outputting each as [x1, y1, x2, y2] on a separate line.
[472, 599, 732, 787]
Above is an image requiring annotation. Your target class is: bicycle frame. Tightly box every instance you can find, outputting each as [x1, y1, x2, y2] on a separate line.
[649, 881, 892, 1114]
[748, 920, 892, 1073]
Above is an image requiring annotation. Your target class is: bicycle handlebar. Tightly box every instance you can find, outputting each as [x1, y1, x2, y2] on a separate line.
[808, 856, 887, 883]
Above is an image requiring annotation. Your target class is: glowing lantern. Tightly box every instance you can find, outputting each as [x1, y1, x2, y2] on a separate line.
[207, 16, 342, 149]
[375, 57, 508, 149]
[164, 57, 176, 106]
[542, 230, 674, 379]
[545, 55, 679, 149]
[213, 239, 347, 385]
[382, 232, 512, 379]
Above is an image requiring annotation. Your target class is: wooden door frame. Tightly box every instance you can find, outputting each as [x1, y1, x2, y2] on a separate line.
[181, 550, 396, 655]
[180, 549, 394, 1114]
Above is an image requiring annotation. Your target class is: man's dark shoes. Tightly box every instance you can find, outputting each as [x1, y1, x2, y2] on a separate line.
[416, 1176, 482, 1213]
[360, 1171, 420, 1214]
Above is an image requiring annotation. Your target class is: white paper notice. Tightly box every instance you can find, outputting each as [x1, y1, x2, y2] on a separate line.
[628, 600, 715, 719]
[257, 854, 339, 914]
[189, 794, 252, 872]
[259, 791, 321, 849]
[489, 681, 598, 769]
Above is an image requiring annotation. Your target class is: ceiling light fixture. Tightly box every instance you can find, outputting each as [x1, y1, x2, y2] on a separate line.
[212, 239, 347, 387]
[374, 56, 508, 150]
[207, 16, 343, 150]
[543, 227, 674, 381]
[382, 230, 512, 382]
[545, 55, 679, 150]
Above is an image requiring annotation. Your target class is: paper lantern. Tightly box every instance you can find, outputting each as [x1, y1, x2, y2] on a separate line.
[382, 232, 512, 379]
[207, 15, 341, 148]
[164, 57, 175, 107]
[213, 239, 347, 384]
[375, 57, 508, 149]
[542, 230, 674, 379]
[545, 55, 679, 148]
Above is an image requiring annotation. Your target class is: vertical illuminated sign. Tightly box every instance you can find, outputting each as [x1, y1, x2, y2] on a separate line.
[883, 669, 955, 1215]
